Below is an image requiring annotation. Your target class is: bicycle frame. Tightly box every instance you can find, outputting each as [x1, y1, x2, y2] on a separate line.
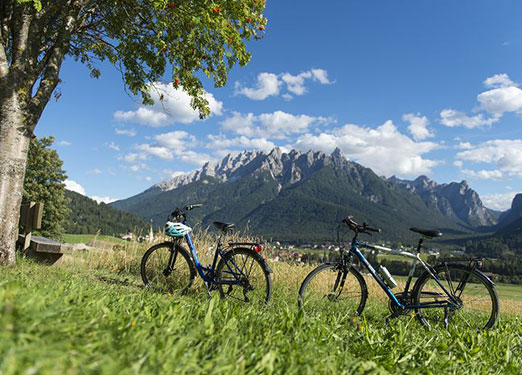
[346, 238, 461, 310]
[181, 230, 249, 286]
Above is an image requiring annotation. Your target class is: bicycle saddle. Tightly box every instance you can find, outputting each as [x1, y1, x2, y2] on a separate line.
[213, 221, 236, 232]
[409, 228, 442, 238]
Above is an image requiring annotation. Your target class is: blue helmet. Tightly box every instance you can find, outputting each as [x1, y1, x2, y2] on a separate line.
[165, 221, 192, 237]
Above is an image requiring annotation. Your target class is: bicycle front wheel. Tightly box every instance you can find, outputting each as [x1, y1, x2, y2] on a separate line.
[140, 242, 196, 294]
[215, 248, 272, 304]
[412, 263, 499, 330]
[298, 263, 367, 317]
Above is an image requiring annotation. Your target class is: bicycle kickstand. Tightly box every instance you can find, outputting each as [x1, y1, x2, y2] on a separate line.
[444, 307, 449, 329]
[203, 281, 212, 299]
[385, 307, 405, 325]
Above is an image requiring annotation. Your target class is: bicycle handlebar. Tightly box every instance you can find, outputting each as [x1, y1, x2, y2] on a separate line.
[342, 216, 381, 235]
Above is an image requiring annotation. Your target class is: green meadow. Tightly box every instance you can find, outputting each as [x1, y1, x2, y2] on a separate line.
[1, 240, 522, 375]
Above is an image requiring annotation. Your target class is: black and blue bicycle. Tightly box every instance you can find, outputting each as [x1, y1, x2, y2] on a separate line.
[298, 216, 499, 330]
[140, 204, 272, 304]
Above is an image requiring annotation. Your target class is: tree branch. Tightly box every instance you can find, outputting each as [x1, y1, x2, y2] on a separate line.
[28, 0, 84, 129]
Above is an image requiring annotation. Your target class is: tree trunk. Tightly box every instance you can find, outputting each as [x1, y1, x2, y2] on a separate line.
[0, 91, 30, 265]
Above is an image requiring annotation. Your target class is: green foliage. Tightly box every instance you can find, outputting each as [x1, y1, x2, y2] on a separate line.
[1, 258, 522, 374]
[25, 0, 267, 117]
[23, 137, 70, 240]
[65, 190, 148, 236]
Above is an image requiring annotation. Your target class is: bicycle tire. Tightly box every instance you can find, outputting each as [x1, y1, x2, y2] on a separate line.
[140, 242, 196, 294]
[298, 263, 368, 317]
[412, 263, 499, 330]
[215, 247, 272, 304]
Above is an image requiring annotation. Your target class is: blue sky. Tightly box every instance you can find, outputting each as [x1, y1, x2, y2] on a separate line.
[38, 1, 522, 211]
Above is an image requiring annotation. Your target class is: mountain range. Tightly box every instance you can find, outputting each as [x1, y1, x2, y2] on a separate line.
[111, 148, 498, 244]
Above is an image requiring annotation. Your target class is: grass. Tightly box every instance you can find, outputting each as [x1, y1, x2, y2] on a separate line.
[63, 234, 128, 245]
[1, 234, 522, 374]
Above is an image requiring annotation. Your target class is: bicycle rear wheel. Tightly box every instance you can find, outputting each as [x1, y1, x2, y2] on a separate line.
[298, 263, 367, 317]
[412, 263, 498, 330]
[215, 248, 272, 304]
[141, 242, 196, 294]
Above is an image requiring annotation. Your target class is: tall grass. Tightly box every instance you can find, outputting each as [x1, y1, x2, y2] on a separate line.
[1, 229, 522, 374]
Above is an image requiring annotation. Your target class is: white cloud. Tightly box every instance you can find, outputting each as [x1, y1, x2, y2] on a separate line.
[441, 74, 522, 128]
[136, 144, 173, 160]
[440, 109, 499, 128]
[107, 142, 120, 151]
[114, 82, 223, 127]
[91, 196, 117, 204]
[483, 73, 515, 89]
[129, 163, 148, 172]
[88, 168, 102, 175]
[208, 134, 276, 152]
[178, 151, 212, 166]
[310, 69, 332, 84]
[456, 139, 522, 178]
[455, 142, 473, 150]
[115, 128, 136, 136]
[220, 110, 331, 139]
[57, 140, 71, 146]
[461, 169, 504, 180]
[64, 179, 86, 195]
[119, 153, 146, 163]
[235, 73, 281, 100]
[294, 120, 440, 177]
[477, 85, 522, 116]
[402, 113, 433, 141]
[481, 192, 518, 211]
[453, 160, 463, 168]
[235, 69, 332, 100]
[154, 131, 195, 151]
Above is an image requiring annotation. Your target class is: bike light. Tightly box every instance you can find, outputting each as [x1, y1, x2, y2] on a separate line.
[253, 244, 262, 253]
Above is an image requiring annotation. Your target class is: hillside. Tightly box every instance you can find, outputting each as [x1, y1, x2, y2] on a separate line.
[111, 148, 482, 244]
[66, 190, 148, 235]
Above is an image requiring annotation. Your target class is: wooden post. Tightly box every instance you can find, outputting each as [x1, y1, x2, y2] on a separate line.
[19, 202, 43, 251]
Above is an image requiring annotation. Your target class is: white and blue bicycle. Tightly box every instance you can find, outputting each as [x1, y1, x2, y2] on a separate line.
[298, 216, 499, 330]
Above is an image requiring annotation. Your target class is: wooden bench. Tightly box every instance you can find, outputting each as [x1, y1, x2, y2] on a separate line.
[18, 202, 64, 264]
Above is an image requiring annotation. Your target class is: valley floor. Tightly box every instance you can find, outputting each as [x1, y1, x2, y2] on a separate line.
[1, 244, 522, 375]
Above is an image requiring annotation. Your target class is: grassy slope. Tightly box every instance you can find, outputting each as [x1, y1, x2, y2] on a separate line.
[2, 251, 522, 374]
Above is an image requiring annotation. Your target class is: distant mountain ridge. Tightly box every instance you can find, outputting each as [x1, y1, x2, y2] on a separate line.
[387, 175, 496, 227]
[112, 148, 491, 243]
[66, 190, 148, 235]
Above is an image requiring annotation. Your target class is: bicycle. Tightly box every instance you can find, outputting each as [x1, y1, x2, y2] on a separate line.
[298, 216, 499, 330]
[140, 204, 273, 304]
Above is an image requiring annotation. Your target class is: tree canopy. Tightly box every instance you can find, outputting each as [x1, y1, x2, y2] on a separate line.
[2, 0, 267, 125]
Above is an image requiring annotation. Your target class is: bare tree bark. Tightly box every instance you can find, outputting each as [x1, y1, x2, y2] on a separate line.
[0, 91, 30, 265]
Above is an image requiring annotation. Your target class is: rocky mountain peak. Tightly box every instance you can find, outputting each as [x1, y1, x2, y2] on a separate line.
[512, 193, 522, 211]
[388, 175, 495, 227]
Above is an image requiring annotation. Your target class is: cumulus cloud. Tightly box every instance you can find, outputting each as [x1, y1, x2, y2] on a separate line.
[402, 113, 433, 141]
[64, 179, 86, 195]
[440, 73, 522, 128]
[115, 128, 136, 136]
[235, 69, 332, 100]
[483, 73, 515, 89]
[440, 109, 499, 128]
[114, 82, 223, 127]
[220, 110, 332, 139]
[207, 134, 276, 152]
[235, 73, 281, 100]
[481, 192, 518, 211]
[57, 140, 71, 146]
[456, 139, 522, 178]
[461, 169, 504, 180]
[294, 120, 440, 177]
[134, 130, 209, 166]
